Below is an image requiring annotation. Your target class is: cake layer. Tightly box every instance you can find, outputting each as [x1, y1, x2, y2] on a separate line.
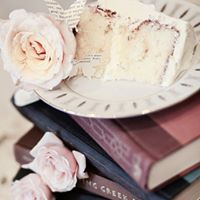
[103, 20, 180, 85]
[75, 0, 197, 86]
[75, 5, 115, 77]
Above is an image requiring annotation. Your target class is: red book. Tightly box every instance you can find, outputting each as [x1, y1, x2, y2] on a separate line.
[71, 92, 200, 190]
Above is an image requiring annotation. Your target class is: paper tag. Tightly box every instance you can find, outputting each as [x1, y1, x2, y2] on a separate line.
[74, 54, 102, 65]
[69, 54, 102, 78]
[139, 0, 156, 4]
[43, 0, 87, 29]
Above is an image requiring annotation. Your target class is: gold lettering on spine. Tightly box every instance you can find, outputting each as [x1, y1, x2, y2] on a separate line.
[100, 185, 130, 200]
[83, 179, 98, 190]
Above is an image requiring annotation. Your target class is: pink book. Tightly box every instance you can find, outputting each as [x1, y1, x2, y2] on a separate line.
[71, 92, 200, 190]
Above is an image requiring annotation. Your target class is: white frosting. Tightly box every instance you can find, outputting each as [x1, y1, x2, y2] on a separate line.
[98, 0, 156, 20]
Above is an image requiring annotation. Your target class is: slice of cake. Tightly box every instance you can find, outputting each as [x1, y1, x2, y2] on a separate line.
[75, 0, 197, 86]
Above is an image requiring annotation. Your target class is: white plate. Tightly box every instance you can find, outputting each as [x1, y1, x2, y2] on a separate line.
[36, 0, 200, 119]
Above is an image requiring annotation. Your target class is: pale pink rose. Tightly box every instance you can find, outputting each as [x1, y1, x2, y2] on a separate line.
[11, 173, 54, 200]
[23, 132, 88, 192]
[0, 9, 76, 90]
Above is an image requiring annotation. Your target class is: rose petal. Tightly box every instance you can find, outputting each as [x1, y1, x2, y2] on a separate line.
[9, 9, 28, 21]
[14, 89, 40, 107]
[49, 172, 77, 192]
[29, 132, 64, 157]
[11, 173, 54, 200]
[0, 19, 8, 47]
[22, 155, 39, 173]
[72, 151, 89, 179]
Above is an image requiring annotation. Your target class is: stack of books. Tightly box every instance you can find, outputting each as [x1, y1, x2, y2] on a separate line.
[12, 92, 200, 200]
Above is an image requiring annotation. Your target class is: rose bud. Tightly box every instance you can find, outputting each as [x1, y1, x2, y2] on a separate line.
[11, 173, 54, 200]
[23, 132, 88, 192]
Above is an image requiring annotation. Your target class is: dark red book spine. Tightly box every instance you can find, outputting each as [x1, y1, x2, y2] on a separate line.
[14, 128, 139, 200]
[79, 173, 138, 200]
[71, 116, 155, 189]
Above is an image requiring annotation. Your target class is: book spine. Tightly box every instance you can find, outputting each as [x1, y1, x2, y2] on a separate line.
[71, 116, 155, 188]
[14, 141, 140, 200]
[79, 173, 139, 200]
[14, 145, 34, 165]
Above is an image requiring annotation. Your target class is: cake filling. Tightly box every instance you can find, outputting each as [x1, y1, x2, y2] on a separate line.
[104, 20, 180, 84]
